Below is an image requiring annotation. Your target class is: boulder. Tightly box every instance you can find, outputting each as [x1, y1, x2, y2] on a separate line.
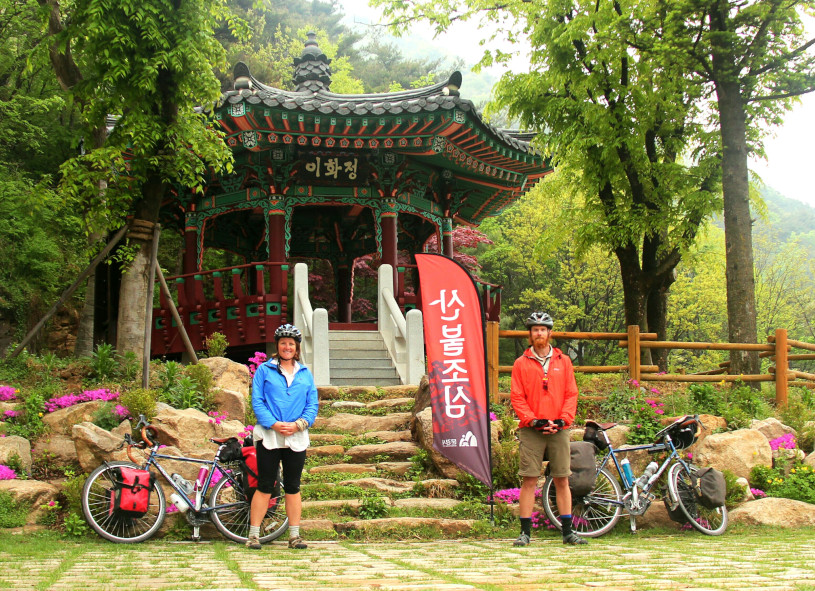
[416, 478, 459, 497]
[730, 497, 815, 526]
[381, 385, 419, 397]
[805, 450, 815, 469]
[42, 400, 108, 435]
[694, 429, 772, 479]
[0, 480, 59, 525]
[309, 433, 345, 444]
[342, 386, 378, 398]
[150, 407, 245, 453]
[314, 412, 411, 434]
[72, 422, 130, 472]
[317, 386, 340, 400]
[32, 434, 77, 465]
[340, 477, 413, 493]
[212, 388, 246, 425]
[605, 425, 630, 449]
[750, 417, 797, 442]
[367, 397, 414, 409]
[413, 375, 431, 417]
[393, 498, 462, 510]
[346, 441, 419, 462]
[198, 357, 251, 395]
[377, 461, 412, 476]
[335, 517, 474, 536]
[636, 502, 683, 530]
[0, 435, 32, 472]
[300, 519, 335, 532]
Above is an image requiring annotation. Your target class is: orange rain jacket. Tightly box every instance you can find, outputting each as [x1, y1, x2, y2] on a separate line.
[511, 347, 579, 429]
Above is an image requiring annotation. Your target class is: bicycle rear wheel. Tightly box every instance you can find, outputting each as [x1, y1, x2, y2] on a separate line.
[542, 467, 623, 538]
[81, 461, 165, 543]
[209, 470, 288, 543]
[668, 463, 728, 536]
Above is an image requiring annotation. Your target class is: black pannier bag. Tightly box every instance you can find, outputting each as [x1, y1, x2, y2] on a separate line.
[693, 467, 726, 509]
[568, 441, 598, 497]
[108, 466, 156, 518]
[583, 424, 609, 451]
[219, 437, 244, 463]
[662, 416, 699, 449]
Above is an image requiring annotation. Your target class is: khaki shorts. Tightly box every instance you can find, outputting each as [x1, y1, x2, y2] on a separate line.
[518, 427, 572, 478]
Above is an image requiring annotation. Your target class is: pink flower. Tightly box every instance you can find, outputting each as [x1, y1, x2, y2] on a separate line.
[0, 465, 16, 480]
[0, 386, 17, 402]
[650, 388, 660, 394]
[489, 412, 498, 421]
[655, 409, 664, 415]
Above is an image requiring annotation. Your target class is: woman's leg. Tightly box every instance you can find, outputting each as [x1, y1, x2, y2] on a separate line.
[250, 444, 282, 527]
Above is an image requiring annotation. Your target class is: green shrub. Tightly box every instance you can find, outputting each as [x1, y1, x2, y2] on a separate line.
[626, 397, 664, 445]
[491, 439, 519, 490]
[91, 402, 123, 431]
[722, 469, 745, 509]
[3, 452, 25, 477]
[63, 512, 89, 537]
[456, 473, 490, 501]
[407, 449, 435, 480]
[89, 343, 117, 381]
[6, 388, 47, 440]
[204, 332, 229, 357]
[687, 383, 722, 415]
[750, 463, 815, 504]
[358, 496, 389, 519]
[61, 473, 87, 514]
[118, 388, 158, 423]
[599, 385, 636, 421]
[0, 491, 29, 528]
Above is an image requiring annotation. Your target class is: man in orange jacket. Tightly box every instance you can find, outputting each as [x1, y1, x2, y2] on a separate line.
[510, 311, 586, 546]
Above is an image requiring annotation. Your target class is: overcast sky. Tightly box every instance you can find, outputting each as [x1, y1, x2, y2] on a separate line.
[339, 1, 815, 209]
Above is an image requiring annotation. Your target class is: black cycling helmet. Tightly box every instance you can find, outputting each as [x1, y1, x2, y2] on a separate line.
[525, 311, 554, 329]
[274, 323, 302, 342]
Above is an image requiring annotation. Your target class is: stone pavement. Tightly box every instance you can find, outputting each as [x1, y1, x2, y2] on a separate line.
[2, 531, 815, 591]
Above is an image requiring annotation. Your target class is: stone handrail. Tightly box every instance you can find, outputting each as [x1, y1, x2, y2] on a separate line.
[293, 263, 329, 385]
[378, 264, 424, 385]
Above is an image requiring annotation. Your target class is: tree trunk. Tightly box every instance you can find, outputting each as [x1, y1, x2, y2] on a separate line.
[646, 271, 675, 372]
[713, 70, 760, 378]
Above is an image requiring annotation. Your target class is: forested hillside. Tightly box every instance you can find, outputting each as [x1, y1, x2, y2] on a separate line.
[0, 0, 813, 375]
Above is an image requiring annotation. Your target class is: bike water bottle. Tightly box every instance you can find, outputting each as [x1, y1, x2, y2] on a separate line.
[195, 467, 209, 490]
[635, 461, 659, 489]
[169, 493, 189, 512]
[171, 473, 193, 496]
[620, 458, 635, 487]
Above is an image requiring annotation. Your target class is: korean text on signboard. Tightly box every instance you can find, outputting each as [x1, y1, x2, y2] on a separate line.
[428, 289, 472, 420]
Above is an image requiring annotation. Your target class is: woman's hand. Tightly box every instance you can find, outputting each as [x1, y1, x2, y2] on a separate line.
[273, 421, 298, 436]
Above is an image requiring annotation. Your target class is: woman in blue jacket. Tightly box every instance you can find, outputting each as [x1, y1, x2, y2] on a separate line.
[247, 323, 318, 550]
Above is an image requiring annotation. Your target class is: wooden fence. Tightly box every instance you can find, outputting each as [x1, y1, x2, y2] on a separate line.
[486, 324, 815, 405]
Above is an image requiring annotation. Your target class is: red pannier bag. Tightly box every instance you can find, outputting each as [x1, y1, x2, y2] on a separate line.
[241, 445, 279, 509]
[108, 466, 156, 518]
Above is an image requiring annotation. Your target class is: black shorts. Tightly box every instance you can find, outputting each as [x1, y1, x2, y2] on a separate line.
[255, 443, 307, 495]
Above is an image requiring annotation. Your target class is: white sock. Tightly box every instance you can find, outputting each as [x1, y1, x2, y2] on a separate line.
[249, 525, 260, 538]
[289, 525, 300, 538]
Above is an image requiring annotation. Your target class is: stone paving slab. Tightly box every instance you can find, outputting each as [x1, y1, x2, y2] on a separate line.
[2, 531, 815, 590]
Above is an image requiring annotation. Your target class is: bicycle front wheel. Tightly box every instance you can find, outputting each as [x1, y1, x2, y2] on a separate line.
[209, 471, 288, 543]
[81, 461, 166, 543]
[542, 467, 623, 538]
[668, 463, 728, 536]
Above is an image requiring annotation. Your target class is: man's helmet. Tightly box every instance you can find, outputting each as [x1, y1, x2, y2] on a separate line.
[274, 323, 302, 342]
[525, 311, 554, 329]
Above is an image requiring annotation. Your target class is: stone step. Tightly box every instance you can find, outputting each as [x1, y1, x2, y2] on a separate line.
[329, 330, 384, 341]
[331, 367, 400, 379]
[331, 376, 402, 387]
[330, 358, 394, 369]
[314, 412, 412, 434]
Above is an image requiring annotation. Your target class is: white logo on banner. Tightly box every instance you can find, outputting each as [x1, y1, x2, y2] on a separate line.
[459, 431, 478, 447]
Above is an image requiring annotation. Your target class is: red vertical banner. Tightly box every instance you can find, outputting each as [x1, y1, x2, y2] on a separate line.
[415, 253, 492, 486]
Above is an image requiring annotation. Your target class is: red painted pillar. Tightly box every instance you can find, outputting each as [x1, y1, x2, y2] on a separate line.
[268, 211, 286, 296]
[381, 211, 398, 292]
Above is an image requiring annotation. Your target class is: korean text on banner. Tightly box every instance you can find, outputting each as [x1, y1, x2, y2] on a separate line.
[415, 253, 491, 486]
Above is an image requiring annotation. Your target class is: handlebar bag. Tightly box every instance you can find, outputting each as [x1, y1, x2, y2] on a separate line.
[108, 466, 156, 518]
[692, 467, 726, 509]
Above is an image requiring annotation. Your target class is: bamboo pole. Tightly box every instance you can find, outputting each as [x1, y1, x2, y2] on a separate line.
[155, 265, 198, 364]
[775, 328, 788, 407]
[142, 223, 161, 389]
[7, 226, 128, 359]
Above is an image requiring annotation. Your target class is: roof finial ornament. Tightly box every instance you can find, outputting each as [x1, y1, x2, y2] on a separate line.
[293, 31, 332, 93]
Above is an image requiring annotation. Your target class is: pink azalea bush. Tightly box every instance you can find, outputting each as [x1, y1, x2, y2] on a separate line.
[0, 386, 17, 401]
[208, 410, 228, 425]
[2, 410, 20, 421]
[769, 433, 796, 451]
[247, 352, 267, 377]
[44, 388, 119, 413]
[0, 465, 16, 480]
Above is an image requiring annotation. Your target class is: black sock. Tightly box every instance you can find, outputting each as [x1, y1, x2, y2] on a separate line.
[520, 517, 532, 537]
[561, 514, 573, 537]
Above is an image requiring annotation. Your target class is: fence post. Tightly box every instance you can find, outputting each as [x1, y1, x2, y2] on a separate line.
[775, 328, 788, 407]
[627, 325, 641, 382]
[487, 320, 499, 403]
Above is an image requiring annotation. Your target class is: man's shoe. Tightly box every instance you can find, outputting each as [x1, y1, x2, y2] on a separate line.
[563, 532, 588, 545]
[245, 534, 262, 549]
[288, 536, 308, 549]
[512, 533, 531, 547]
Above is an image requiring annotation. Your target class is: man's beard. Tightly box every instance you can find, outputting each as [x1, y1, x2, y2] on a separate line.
[533, 336, 548, 347]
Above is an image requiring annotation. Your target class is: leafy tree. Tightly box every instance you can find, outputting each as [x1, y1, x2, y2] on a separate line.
[53, 0, 236, 364]
[645, 0, 815, 376]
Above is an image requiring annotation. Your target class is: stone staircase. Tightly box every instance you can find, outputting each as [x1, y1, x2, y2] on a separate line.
[299, 384, 481, 537]
[328, 330, 401, 387]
